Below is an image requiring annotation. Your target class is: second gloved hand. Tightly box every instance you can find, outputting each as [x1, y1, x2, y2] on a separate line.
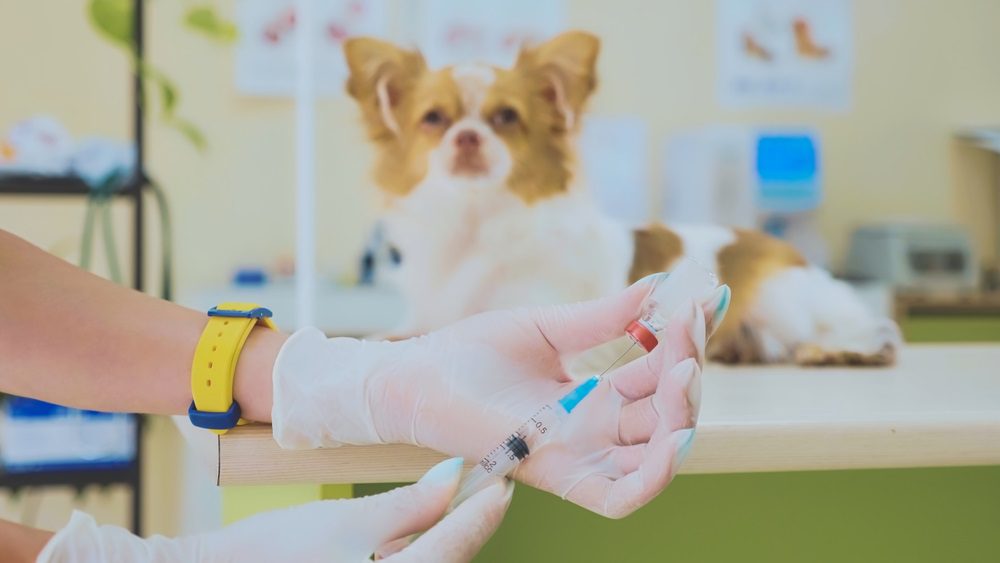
[272, 277, 730, 518]
[37, 458, 510, 563]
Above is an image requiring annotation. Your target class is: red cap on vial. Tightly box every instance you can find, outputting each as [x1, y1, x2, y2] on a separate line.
[625, 320, 659, 352]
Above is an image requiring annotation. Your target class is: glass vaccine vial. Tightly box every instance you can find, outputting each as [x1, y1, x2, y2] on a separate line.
[626, 258, 719, 352]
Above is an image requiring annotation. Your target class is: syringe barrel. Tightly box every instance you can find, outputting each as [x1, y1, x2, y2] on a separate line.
[449, 400, 570, 510]
[449, 460, 510, 511]
[627, 257, 718, 350]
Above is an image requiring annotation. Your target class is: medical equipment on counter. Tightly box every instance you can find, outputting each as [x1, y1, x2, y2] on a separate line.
[845, 222, 978, 293]
[233, 266, 269, 286]
[358, 220, 402, 286]
[449, 258, 718, 509]
[663, 127, 827, 265]
[956, 128, 1000, 291]
[179, 283, 404, 336]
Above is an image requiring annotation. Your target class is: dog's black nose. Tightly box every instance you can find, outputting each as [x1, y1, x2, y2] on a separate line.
[455, 130, 480, 150]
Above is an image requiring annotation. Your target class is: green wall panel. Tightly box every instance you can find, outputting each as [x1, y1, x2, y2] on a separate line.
[357, 466, 1000, 563]
[900, 316, 1000, 343]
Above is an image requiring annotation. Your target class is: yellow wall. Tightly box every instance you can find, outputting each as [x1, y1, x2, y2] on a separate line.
[4, 1, 1000, 290]
[3, 0, 1000, 535]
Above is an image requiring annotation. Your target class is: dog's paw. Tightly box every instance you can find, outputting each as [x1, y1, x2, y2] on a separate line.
[794, 316, 902, 367]
[793, 341, 897, 367]
[876, 317, 904, 350]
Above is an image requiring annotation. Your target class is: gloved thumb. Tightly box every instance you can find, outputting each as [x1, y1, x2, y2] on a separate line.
[383, 479, 514, 562]
[353, 457, 464, 551]
[529, 274, 663, 355]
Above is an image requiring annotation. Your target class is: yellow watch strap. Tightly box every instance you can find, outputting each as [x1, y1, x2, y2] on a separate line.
[190, 302, 277, 435]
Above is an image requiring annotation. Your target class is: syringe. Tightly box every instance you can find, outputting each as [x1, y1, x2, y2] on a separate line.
[449, 258, 718, 509]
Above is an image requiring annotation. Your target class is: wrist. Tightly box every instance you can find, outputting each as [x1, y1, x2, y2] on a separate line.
[37, 511, 200, 562]
[0, 519, 52, 563]
[270, 328, 416, 448]
[188, 304, 286, 433]
[233, 326, 288, 423]
[365, 337, 429, 444]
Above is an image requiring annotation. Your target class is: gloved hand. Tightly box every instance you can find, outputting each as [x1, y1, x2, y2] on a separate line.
[273, 277, 730, 518]
[37, 457, 511, 563]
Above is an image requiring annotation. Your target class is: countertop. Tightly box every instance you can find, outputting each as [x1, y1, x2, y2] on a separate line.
[210, 344, 1000, 485]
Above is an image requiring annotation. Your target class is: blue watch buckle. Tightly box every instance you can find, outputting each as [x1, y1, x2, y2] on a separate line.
[188, 400, 242, 430]
[207, 306, 273, 319]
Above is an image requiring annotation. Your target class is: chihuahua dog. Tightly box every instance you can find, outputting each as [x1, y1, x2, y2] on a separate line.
[343, 31, 898, 365]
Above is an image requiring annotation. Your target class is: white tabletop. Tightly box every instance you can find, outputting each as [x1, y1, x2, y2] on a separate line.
[211, 345, 1000, 485]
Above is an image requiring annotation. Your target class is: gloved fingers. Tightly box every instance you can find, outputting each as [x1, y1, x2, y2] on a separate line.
[565, 424, 694, 519]
[529, 275, 662, 356]
[609, 300, 703, 401]
[667, 299, 707, 366]
[617, 358, 699, 445]
[375, 536, 413, 559]
[617, 393, 658, 445]
[684, 357, 703, 422]
[655, 357, 699, 430]
[354, 457, 464, 549]
[610, 443, 646, 474]
[384, 479, 514, 563]
[703, 284, 732, 338]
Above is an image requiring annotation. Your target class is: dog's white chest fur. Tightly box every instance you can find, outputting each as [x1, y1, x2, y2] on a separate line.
[382, 181, 632, 332]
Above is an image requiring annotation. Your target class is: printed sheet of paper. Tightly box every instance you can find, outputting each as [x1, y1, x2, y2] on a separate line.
[415, 0, 566, 69]
[717, 0, 853, 110]
[235, 0, 388, 96]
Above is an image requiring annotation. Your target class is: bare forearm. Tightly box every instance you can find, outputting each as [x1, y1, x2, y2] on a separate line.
[0, 229, 282, 421]
[0, 518, 52, 563]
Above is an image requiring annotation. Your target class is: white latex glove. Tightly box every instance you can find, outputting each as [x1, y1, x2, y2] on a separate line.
[36, 457, 511, 563]
[273, 277, 730, 518]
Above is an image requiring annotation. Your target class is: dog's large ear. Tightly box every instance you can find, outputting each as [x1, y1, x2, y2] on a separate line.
[516, 31, 600, 132]
[344, 38, 426, 138]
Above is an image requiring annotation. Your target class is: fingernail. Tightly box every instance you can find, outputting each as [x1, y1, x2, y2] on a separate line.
[669, 428, 696, 476]
[671, 299, 706, 363]
[419, 457, 464, 488]
[502, 479, 515, 507]
[705, 285, 731, 338]
[669, 358, 702, 423]
[687, 362, 702, 420]
[472, 478, 514, 507]
[634, 272, 668, 287]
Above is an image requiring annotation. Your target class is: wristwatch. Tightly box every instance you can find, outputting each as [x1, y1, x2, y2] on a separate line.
[188, 302, 276, 434]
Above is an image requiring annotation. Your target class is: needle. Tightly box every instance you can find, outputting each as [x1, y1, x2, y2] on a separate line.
[597, 340, 637, 380]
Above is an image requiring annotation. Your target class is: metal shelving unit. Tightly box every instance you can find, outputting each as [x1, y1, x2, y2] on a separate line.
[0, 0, 148, 534]
[0, 175, 137, 196]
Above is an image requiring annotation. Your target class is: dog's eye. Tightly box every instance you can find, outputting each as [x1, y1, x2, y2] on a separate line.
[422, 110, 445, 126]
[491, 107, 519, 127]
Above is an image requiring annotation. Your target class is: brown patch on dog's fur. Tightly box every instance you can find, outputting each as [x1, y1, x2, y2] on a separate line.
[710, 229, 807, 362]
[631, 227, 893, 366]
[499, 31, 600, 203]
[709, 323, 766, 364]
[629, 226, 805, 363]
[344, 39, 449, 197]
[629, 225, 684, 281]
